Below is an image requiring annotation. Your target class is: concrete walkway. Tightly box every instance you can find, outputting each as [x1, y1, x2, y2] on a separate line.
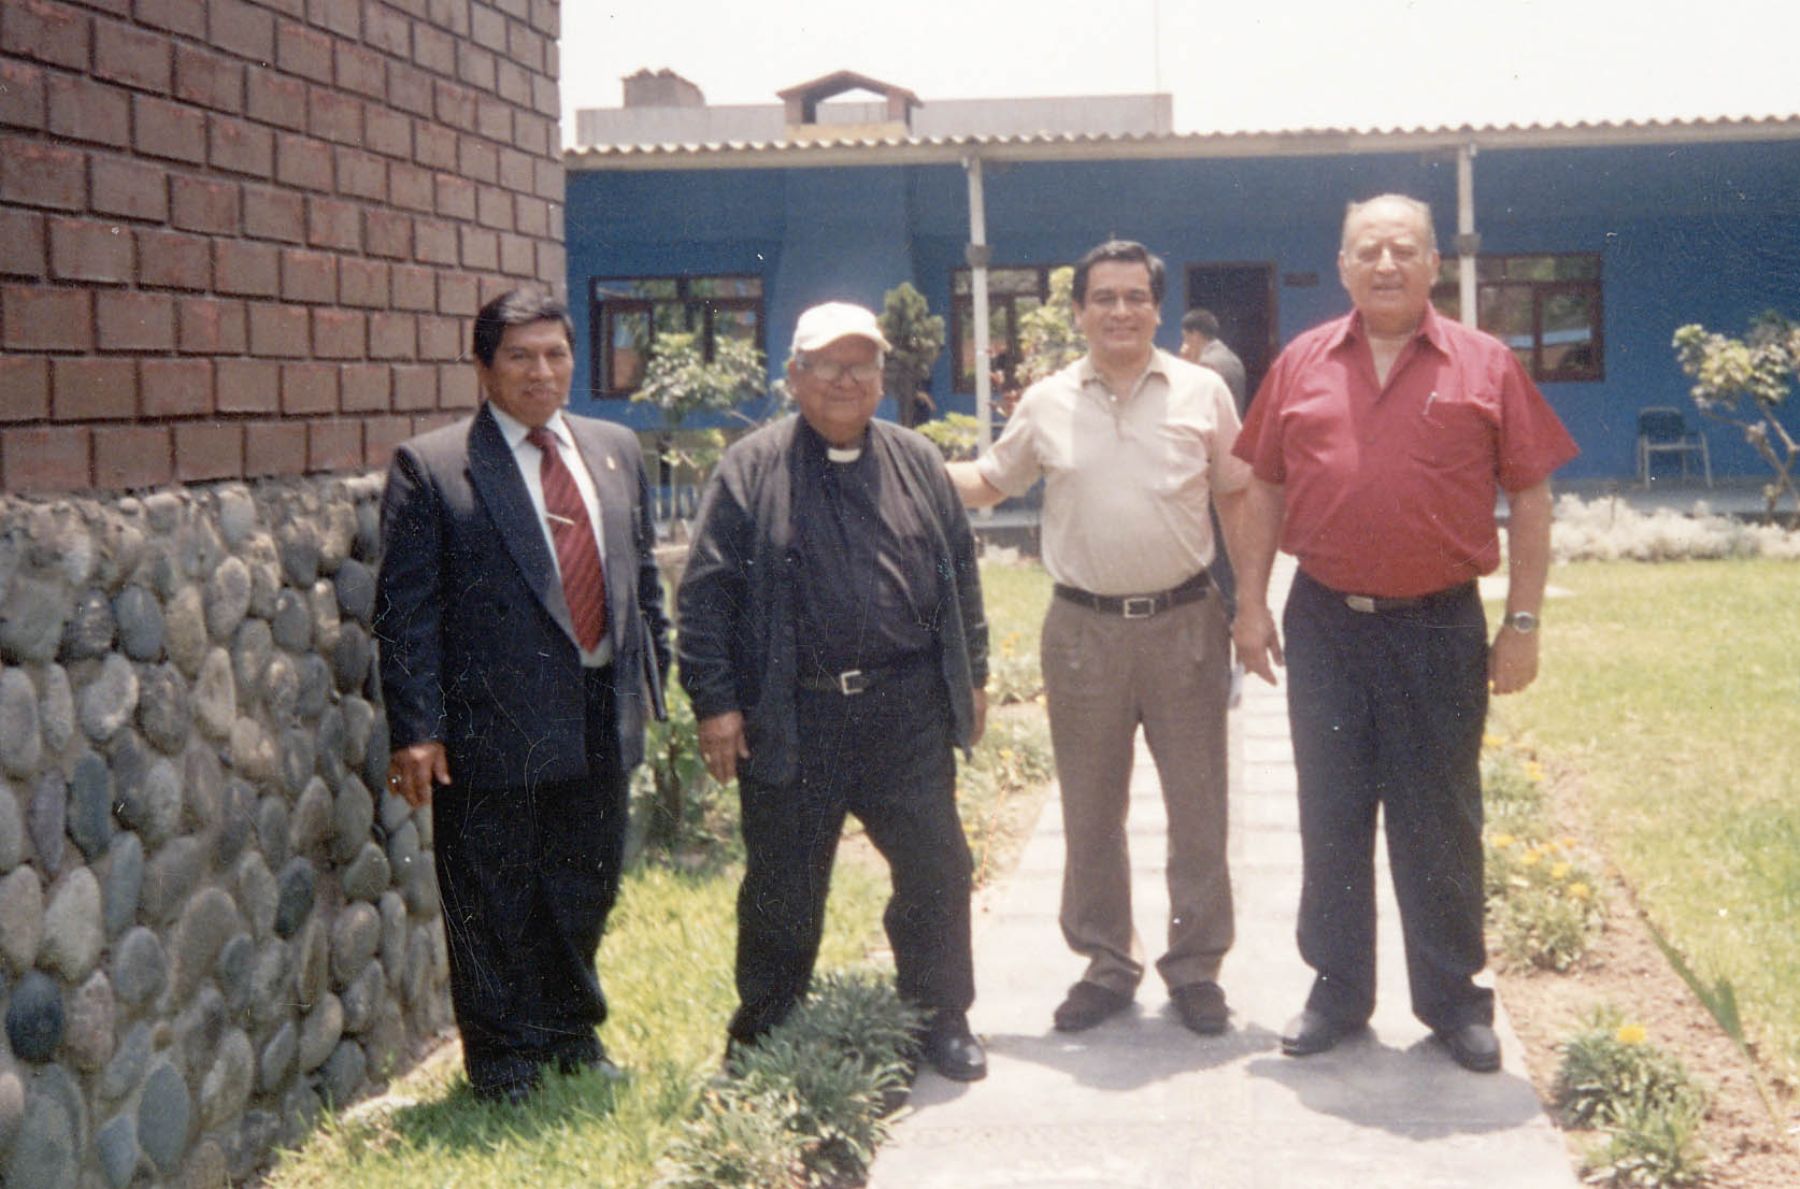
[868, 556, 1577, 1189]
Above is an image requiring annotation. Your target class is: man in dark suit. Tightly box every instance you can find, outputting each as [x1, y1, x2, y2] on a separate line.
[376, 289, 670, 1104]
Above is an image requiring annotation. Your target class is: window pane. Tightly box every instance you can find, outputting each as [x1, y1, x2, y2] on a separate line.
[595, 277, 678, 299]
[688, 276, 761, 299]
[1553, 256, 1599, 281]
[607, 308, 650, 392]
[1431, 287, 1462, 322]
[990, 268, 1045, 295]
[1477, 284, 1535, 370]
[1540, 289, 1599, 376]
[656, 302, 691, 336]
[1501, 256, 1560, 281]
[711, 303, 759, 344]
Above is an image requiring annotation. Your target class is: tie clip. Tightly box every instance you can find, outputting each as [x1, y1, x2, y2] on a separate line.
[545, 512, 577, 527]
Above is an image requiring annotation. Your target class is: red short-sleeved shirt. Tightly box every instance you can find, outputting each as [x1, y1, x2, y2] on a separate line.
[1233, 305, 1578, 597]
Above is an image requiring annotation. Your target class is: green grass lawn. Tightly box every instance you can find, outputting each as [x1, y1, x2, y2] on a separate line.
[1488, 558, 1800, 1078]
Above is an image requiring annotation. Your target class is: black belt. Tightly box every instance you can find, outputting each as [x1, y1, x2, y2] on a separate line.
[1053, 571, 1211, 619]
[1313, 575, 1476, 614]
[796, 653, 930, 696]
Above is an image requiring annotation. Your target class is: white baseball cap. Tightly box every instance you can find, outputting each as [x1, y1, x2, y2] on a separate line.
[790, 302, 891, 355]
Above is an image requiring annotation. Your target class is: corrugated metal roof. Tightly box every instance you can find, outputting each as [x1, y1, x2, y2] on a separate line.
[565, 113, 1800, 171]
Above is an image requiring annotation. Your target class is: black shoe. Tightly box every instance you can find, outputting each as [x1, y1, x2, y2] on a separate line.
[1280, 1010, 1365, 1057]
[554, 1041, 623, 1079]
[1169, 982, 1230, 1036]
[1435, 1023, 1501, 1073]
[919, 1011, 987, 1082]
[1052, 982, 1133, 1032]
[474, 1075, 539, 1106]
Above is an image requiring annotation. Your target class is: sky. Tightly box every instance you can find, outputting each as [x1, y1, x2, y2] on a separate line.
[559, 0, 1796, 145]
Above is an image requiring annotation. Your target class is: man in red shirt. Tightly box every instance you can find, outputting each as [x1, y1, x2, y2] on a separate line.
[1231, 194, 1577, 1073]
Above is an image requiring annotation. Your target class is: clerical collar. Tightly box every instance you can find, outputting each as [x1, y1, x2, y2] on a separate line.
[826, 446, 863, 464]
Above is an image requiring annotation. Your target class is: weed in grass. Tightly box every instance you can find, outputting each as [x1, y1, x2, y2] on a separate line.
[1480, 734, 1605, 971]
[1583, 1093, 1711, 1188]
[1556, 1006, 1709, 1130]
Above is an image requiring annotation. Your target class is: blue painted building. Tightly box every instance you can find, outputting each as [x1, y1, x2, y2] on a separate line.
[565, 85, 1800, 483]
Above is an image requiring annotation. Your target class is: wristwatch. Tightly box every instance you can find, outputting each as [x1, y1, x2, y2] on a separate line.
[1504, 610, 1539, 634]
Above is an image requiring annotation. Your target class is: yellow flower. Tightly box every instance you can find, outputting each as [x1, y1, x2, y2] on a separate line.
[1560, 836, 1579, 849]
[999, 748, 1015, 764]
[1483, 733, 1503, 750]
[1490, 833, 1516, 849]
[1526, 762, 1545, 783]
[1551, 862, 1571, 881]
[1568, 882, 1592, 901]
[1519, 849, 1543, 868]
[1616, 1024, 1647, 1046]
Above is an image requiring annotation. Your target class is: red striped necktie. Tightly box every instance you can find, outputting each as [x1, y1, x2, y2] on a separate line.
[526, 426, 606, 652]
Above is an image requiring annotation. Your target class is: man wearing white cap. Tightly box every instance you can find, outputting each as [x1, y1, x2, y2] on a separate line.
[679, 301, 991, 1081]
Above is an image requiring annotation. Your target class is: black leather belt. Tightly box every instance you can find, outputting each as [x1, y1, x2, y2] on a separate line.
[1053, 571, 1211, 619]
[796, 654, 929, 696]
[1331, 580, 1476, 614]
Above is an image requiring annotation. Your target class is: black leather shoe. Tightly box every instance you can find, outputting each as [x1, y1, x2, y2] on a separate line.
[1280, 1010, 1364, 1057]
[475, 1075, 539, 1106]
[1169, 982, 1230, 1035]
[1052, 982, 1133, 1032]
[920, 1011, 987, 1082]
[1435, 1023, 1501, 1073]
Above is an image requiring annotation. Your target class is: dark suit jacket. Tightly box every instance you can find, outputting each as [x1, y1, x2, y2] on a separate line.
[375, 403, 670, 791]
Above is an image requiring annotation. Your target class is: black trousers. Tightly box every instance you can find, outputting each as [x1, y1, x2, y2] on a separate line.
[1283, 571, 1493, 1032]
[433, 669, 625, 1093]
[729, 658, 975, 1043]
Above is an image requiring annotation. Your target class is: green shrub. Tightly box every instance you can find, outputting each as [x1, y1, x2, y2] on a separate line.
[1556, 1007, 1708, 1130]
[1582, 1093, 1710, 1187]
[659, 1087, 806, 1189]
[1480, 734, 1605, 971]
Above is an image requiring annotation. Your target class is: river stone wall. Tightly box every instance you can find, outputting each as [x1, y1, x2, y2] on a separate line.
[0, 475, 449, 1187]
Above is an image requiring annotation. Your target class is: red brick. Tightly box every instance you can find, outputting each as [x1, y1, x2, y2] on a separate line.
[334, 146, 385, 201]
[386, 59, 432, 118]
[214, 358, 278, 414]
[459, 226, 497, 271]
[367, 310, 414, 359]
[412, 121, 456, 171]
[362, 2, 410, 54]
[214, 240, 281, 296]
[364, 209, 411, 260]
[0, 356, 51, 420]
[430, 273, 475, 318]
[515, 112, 551, 157]
[275, 19, 331, 83]
[307, 418, 362, 471]
[177, 296, 247, 353]
[311, 308, 365, 358]
[411, 22, 453, 75]
[173, 44, 243, 113]
[209, 113, 274, 177]
[3, 285, 91, 350]
[309, 0, 360, 37]
[95, 290, 175, 351]
[533, 241, 561, 286]
[494, 59, 529, 108]
[497, 146, 532, 192]
[169, 175, 239, 233]
[529, 73, 555, 119]
[306, 196, 360, 251]
[52, 357, 135, 419]
[456, 41, 494, 92]
[140, 357, 212, 417]
[308, 86, 363, 146]
[48, 217, 133, 282]
[94, 17, 170, 92]
[275, 132, 333, 192]
[2, 425, 91, 492]
[280, 247, 337, 303]
[1, 137, 86, 210]
[477, 95, 511, 143]
[93, 424, 172, 489]
[391, 264, 434, 310]
[337, 257, 387, 308]
[392, 362, 436, 410]
[434, 81, 479, 133]
[133, 94, 207, 164]
[136, 0, 206, 39]
[174, 421, 242, 482]
[388, 161, 433, 213]
[210, 0, 275, 63]
[362, 102, 411, 159]
[456, 136, 496, 184]
[468, 3, 505, 51]
[417, 313, 460, 361]
[476, 185, 511, 231]
[1, 1, 92, 72]
[534, 156, 561, 201]
[249, 303, 309, 356]
[513, 194, 548, 239]
[475, 275, 510, 307]
[90, 154, 169, 221]
[43, 73, 128, 148]
[0, 209, 46, 277]
[138, 228, 212, 290]
[498, 233, 533, 278]
[340, 362, 389, 411]
[334, 41, 385, 100]
[244, 69, 306, 132]
[241, 186, 305, 244]
[528, 0, 555, 34]
[281, 361, 338, 413]
[429, 174, 472, 223]
[363, 413, 410, 467]
[439, 363, 477, 408]
[412, 220, 456, 267]
[0, 60, 45, 131]
[244, 418, 307, 477]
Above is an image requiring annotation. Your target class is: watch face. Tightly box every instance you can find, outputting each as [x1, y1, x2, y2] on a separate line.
[1508, 612, 1538, 632]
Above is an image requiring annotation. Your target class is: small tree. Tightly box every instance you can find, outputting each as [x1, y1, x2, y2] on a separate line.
[1673, 313, 1800, 519]
[1014, 266, 1085, 390]
[632, 332, 767, 515]
[877, 282, 944, 428]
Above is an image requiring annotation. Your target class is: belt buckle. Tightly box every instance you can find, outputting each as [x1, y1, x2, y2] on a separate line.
[1345, 595, 1378, 614]
[1121, 596, 1157, 619]
[836, 669, 868, 696]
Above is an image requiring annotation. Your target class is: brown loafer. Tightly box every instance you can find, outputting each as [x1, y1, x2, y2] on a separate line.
[1169, 981, 1230, 1035]
[1052, 981, 1133, 1032]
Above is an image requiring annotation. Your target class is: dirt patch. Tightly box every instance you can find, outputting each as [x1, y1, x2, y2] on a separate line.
[1495, 778, 1800, 1186]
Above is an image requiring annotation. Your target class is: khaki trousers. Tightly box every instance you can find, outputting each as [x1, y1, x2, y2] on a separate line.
[1042, 591, 1234, 995]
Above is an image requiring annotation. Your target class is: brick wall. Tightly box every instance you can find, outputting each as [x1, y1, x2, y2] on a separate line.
[0, 0, 565, 494]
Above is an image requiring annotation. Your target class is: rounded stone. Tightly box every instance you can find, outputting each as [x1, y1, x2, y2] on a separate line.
[0, 575, 70, 665]
[64, 970, 116, 1072]
[112, 586, 164, 662]
[249, 940, 291, 1029]
[363, 710, 390, 793]
[294, 918, 328, 1007]
[341, 697, 373, 768]
[182, 741, 224, 835]
[261, 651, 299, 724]
[135, 663, 190, 755]
[215, 932, 255, 1012]
[111, 927, 168, 1007]
[95, 1111, 139, 1189]
[162, 585, 207, 676]
[78, 653, 140, 743]
[228, 717, 277, 782]
[277, 727, 314, 798]
[288, 777, 332, 859]
[314, 707, 346, 787]
[0, 1066, 24, 1150]
[331, 775, 374, 866]
[5, 1079, 77, 1189]
[59, 587, 116, 660]
[378, 891, 407, 986]
[270, 589, 312, 653]
[172, 985, 226, 1079]
[214, 779, 254, 870]
[227, 1109, 280, 1182]
[139, 835, 204, 927]
[279, 1083, 321, 1151]
[136, 1058, 192, 1175]
[258, 1021, 297, 1094]
[168, 887, 243, 1004]
[255, 796, 289, 871]
[38, 664, 73, 754]
[277, 526, 320, 588]
[100, 1020, 152, 1102]
[199, 1027, 253, 1130]
[66, 749, 113, 860]
[273, 857, 315, 939]
[319, 504, 356, 572]
[203, 557, 253, 643]
[28, 770, 66, 877]
[0, 784, 22, 871]
[118, 753, 181, 848]
[191, 648, 236, 740]
[0, 865, 43, 974]
[6, 970, 64, 1062]
[298, 994, 343, 1073]
[332, 622, 372, 693]
[234, 852, 277, 939]
[216, 488, 255, 547]
[0, 668, 43, 777]
[295, 654, 331, 720]
[330, 901, 381, 988]
[319, 1037, 367, 1108]
[39, 867, 103, 981]
[341, 842, 390, 903]
[248, 555, 282, 624]
[102, 830, 143, 938]
[354, 497, 381, 561]
[231, 616, 273, 703]
[339, 958, 385, 1035]
[308, 582, 341, 658]
[332, 559, 376, 626]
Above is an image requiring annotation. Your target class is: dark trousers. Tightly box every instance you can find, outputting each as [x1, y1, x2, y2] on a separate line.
[433, 670, 625, 1093]
[729, 658, 975, 1043]
[1283, 571, 1493, 1032]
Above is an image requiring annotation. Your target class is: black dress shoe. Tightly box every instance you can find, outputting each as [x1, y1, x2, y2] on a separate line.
[474, 1075, 539, 1106]
[1280, 1010, 1364, 1057]
[1435, 1023, 1501, 1073]
[920, 1011, 987, 1082]
[1169, 982, 1230, 1036]
[1052, 982, 1133, 1032]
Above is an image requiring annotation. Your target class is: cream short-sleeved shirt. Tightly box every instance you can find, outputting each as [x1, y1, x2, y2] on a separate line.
[978, 349, 1250, 595]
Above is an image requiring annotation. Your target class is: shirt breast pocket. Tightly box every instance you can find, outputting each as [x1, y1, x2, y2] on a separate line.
[1408, 398, 1495, 472]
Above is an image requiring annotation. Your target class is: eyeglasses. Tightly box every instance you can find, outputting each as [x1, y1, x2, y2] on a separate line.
[1084, 290, 1157, 311]
[797, 358, 882, 384]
